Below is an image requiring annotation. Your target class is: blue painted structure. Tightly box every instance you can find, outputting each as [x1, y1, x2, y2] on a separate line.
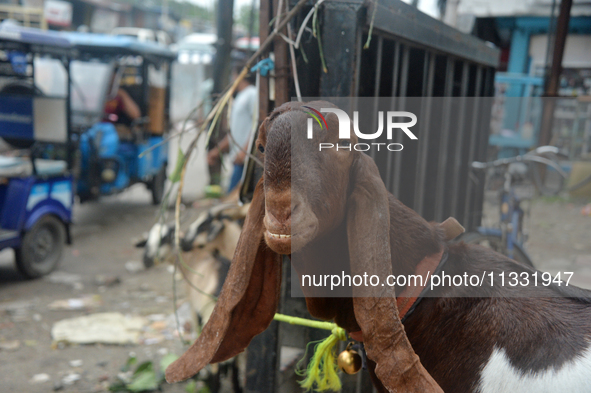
[62, 32, 175, 58]
[490, 16, 591, 153]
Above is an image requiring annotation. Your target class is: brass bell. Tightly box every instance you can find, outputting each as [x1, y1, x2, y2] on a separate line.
[337, 346, 362, 375]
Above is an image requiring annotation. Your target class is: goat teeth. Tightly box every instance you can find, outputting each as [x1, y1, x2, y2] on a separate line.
[269, 232, 291, 239]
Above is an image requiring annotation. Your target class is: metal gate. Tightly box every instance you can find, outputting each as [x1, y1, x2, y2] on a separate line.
[246, 1, 500, 392]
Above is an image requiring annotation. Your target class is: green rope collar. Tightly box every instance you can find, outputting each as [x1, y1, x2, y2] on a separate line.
[273, 313, 348, 392]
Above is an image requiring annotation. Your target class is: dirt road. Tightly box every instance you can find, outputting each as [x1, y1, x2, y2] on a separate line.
[0, 185, 589, 392]
[0, 186, 192, 393]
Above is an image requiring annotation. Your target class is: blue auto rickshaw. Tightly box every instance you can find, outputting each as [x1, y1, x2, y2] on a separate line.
[0, 25, 75, 278]
[65, 33, 175, 204]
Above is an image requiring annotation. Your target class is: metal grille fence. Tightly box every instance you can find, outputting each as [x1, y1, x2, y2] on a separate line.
[245, 1, 500, 392]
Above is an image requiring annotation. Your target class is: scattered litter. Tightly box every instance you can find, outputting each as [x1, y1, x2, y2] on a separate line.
[44, 272, 82, 287]
[0, 300, 36, 322]
[117, 371, 133, 384]
[69, 359, 83, 368]
[94, 275, 121, 287]
[125, 261, 144, 274]
[32, 313, 42, 322]
[24, 340, 37, 347]
[0, 299, 36, 313]
[146, 314, 166, 322]
[0, 340, 20, 351]
[156, 347, 168, 356]
[52, 312, 147, 345]
[48, 295, 101, 311]
[149, 321, 167, 331]
[582, 203, 591, 216]
[61, 373, 81, 385]
[30, 373, 50, 384]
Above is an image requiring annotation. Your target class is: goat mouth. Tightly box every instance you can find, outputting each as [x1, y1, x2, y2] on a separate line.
[267, 231, 292, 239]
[264, 230, 292, 255]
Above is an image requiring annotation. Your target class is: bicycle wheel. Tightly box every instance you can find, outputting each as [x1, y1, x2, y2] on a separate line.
[461, 232, 535, 268]
[531, 161, 565, 196]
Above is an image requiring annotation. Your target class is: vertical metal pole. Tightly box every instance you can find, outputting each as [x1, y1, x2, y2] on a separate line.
[258, 0, 270, 122]
[212, 0, 234, 95]
[392, 45, 409, 198]
[385, 41, 401, 192]
[539, 0, 573, 145]
[353, 30, 363, 99]
[434, 57, 455, 221]
[66, 58, 73, 170]
[450, 62, 469, 221]
[463, 65, 483, 228]
[414, 51, 435, 216]
[244, 321, 279, 393]
[369, 35, 383, 160]
[319, 0, 364, 96]
[273, 0, 289, 106]
[472, 67, 494, 229]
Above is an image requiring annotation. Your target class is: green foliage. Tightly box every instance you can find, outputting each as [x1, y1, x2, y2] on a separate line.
[109, 354, 180, 392]
[170, 148, 186, 183]
[169, 0, 213, 21]
[116, 0, 213, 22]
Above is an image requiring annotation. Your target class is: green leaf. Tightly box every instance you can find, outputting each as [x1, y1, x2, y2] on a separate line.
[122, 356, 137, 372]
[160, 353, 179, 372]
[170, 148, 186, 183]
[127, 370, 158, 392]
[132, 361, 153, 376]
[108, 381, 128, 392]
[197, 384, 211, 393]
[185, 380, 197, 393]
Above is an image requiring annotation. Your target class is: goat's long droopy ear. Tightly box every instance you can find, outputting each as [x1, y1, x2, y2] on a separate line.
[347, 153, 442, 393]
[166, 179, 282, 383]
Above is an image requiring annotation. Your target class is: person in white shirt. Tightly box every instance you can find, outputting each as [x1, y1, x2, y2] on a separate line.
[207, 65, 257, 192]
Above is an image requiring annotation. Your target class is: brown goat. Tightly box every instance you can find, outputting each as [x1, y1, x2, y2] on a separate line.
[166, 101, 591, 392]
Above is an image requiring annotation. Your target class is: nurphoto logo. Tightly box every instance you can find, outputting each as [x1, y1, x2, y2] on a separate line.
[304, 106, 418, 152]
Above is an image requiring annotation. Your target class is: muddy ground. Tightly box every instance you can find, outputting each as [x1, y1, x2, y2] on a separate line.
[0, 185, 590, 393]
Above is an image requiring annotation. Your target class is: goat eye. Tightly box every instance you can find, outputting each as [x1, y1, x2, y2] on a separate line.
[258, 145, 265, 153]
[338, 140, 351, 147]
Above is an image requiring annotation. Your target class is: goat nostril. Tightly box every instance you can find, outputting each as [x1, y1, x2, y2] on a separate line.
[292, 204, 300, 213]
